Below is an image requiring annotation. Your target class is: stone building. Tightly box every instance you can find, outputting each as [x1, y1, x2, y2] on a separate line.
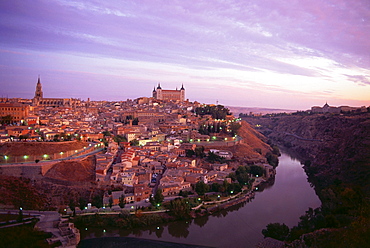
[0, 102, 30, 123]
[33, 76, 81, 108]
[152, 83, 185, 102]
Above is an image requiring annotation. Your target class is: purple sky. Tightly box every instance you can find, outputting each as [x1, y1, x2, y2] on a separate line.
[1, 0, 369, 109]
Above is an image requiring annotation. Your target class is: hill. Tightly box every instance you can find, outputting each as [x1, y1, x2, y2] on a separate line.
[243, 112, 370, 246]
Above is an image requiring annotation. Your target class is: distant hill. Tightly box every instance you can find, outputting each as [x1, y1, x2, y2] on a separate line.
[227, 106, 297, 116]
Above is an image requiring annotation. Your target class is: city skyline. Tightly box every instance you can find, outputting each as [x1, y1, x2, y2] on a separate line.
[1, 0, 369, 110]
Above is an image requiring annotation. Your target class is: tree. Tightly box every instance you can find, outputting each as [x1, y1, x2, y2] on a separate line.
[132, 117, 139, 125]
[169, 198, 191, 219]
[91, 195, 103, 208]
[17, 208, 23, 222]
[235, 166, 250, 185]
[195, 181, 209, 197]
[211, 182, 221, 192]
[102, 130, 111, 136]
[19, 134, 29, 141]
[262, 222, 290, 241]
[130, 139, 139, 146]
[266, 152, 279, 168]
[79, 197, 88, 210]
[1, 115, 13, 125]
[250, 165, 264, 177]
[151, 189, 164, 206]
[113, 135, 127, 143]
[69, 198, 76, 216]
[119, 194, 125, 208]
[229, 122, 241, 136]
[195, 146, 205, 158]
[207, 151, 224, 163]
[185, 149, 195, 157]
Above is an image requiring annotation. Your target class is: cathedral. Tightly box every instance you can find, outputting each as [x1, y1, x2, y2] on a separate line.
[33, 77, 80, 107]
[152, 83, 185, 102]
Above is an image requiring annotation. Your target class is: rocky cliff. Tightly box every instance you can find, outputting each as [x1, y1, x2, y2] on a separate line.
[244, 112, 370, 246]
[245, 113, 370, 193]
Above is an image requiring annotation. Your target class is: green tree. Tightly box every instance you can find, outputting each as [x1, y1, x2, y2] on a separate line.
[102, 130, 111, 136]
[185, 149, 195, 157]
[113, 135, 127, 143]
[17, 208, 23, 222]
[132, 118, 139, 125]
[195, 146, 205, 158]
[211, 182, 221, 192]
[169, 198, 191, 219]
[92, 195, 103, 208]
[130, 139, 139, 146]
[119, 194, 126, 208]
[19, 134, 29, 141]
[266, 152, 279, 168]
[195, 181, 209, 197]
[1, 115, 13, 125]
[79, 197, 87, 210]
[250, 165, 264, 177]
[262, 222, 290, 241]
[229, 122, 241, 136]
[151, 189, 164, 206]
[235, 166, 251, 185]
[207, 151, 224, 163]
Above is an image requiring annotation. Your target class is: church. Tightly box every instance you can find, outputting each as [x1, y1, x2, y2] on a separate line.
[152, 83, 185, 102]
[33, 77, 81, 107]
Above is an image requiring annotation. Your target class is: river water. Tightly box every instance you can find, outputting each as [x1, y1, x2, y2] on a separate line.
[79, 152, 320, 247]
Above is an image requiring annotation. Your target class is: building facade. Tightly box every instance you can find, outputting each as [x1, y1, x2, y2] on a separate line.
[152, 83, 185, 102]
[0, 102, 30, 123]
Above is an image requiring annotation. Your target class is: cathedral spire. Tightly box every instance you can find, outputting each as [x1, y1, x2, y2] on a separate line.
[34, 76, 43, 99]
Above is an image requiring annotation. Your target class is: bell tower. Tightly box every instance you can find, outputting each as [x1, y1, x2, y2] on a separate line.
[33, 76, 43, 105]
[34, 76, 43, 99]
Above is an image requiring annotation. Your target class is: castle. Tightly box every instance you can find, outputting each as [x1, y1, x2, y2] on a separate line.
[152, 83, 185, 102]
[33, 77, 81, 107]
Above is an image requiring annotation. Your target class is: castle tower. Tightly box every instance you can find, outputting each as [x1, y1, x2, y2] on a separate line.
[180, 84, 185, 102]
[156, 83, 162, 100]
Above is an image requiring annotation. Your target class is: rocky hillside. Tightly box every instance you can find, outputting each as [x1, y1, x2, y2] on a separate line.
[244, 113, 370, 193]
[232, 120, 272, 160]
[43, 155, 96, 182]
[244, 112, 370, 246]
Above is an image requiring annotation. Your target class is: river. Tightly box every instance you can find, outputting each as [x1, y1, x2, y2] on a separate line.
[79, 151, 321, 247]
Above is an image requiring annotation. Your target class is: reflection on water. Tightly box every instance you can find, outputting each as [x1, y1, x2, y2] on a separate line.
[80, 152, 321, 248]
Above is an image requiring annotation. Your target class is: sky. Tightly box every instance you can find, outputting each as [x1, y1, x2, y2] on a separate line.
[0, 0, 370, 110]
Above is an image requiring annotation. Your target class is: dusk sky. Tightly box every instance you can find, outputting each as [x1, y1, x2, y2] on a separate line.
[1, 0, 369, 109]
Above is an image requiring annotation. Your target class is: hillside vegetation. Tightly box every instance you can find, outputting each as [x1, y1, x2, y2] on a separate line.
[244, 113, 370, 246]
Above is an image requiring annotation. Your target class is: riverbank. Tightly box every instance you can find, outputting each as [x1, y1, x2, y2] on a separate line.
[71, 176, 270, 236]
[78, 152, 320, 247]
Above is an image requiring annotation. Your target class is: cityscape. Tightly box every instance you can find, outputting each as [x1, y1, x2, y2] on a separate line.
[1, 1, 370, 248]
